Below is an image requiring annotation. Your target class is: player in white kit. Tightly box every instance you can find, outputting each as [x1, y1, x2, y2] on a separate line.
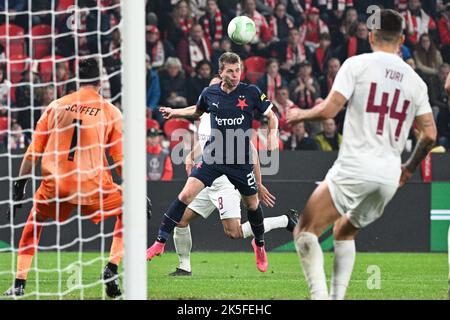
[160, 77, 299, 276]
[286, 9, 437, 300]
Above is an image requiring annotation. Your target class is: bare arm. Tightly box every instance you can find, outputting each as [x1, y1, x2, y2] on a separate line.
[251, 142, 276, 207]
[265, 109, 279, 151]
[159, 105, 204, 120]
[286, 90, 347, 124]
[185, 141, 202, 176]
[445, 73, 450, 96]
[399, 113, 437, 187]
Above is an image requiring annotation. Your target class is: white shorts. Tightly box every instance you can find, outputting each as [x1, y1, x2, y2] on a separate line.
[188, 175, 242, 220]
[326, 171, 397, 229]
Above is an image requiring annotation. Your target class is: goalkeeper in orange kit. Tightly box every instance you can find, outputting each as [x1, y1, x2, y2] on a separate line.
[3, 59, 151, 298]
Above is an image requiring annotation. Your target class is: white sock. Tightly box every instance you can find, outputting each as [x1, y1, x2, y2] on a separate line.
[241, 216, 289, 238]
[173, 226, 192, 272]
[448, 226, 450, 281]
[331, 240, 356, 300]
[295, 232, 329, 300]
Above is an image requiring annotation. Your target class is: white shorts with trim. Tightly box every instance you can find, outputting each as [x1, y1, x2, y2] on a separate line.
[325, 171, 397, 229]
[188, 175, 241, 220]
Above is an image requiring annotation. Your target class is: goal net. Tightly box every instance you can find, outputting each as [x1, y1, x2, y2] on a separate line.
[0, 0, 147, 300]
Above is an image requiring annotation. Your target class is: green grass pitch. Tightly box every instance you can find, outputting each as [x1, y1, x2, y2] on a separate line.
[0, 252, 448, 300]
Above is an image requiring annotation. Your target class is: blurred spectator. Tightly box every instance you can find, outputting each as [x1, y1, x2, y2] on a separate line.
[199, 0, 230, 51]
[289, 60, 321, 109]
[177, 24, 212, 77]
[413, 33, 443, 77]
[190, 0, 208, 18]
[403, 0, 437, 48]
[438, 3, 450, 63]
[0, 0, 28, 31]
[254, 0, 276, 16]
[318, 57, 340, 98]
[57, 2, 106, 57]
[9, 122, 25, 150]
[289, 61, 322, 136]
[405, 56, 426, 80]
[217, 0, 240, 18]
[340, 21, 371, 61]
[212, 38, 232, 73]
[13, 70, 43, 142]
[268, 2, 295, 43]
[165, 0, 194, 47]
[429, 63, 450, 116]
[146, 25, 176, 70]
[187, 60, 213, 105]
[158, 57, 188, 108]
[272, 86, 298, 133]
[437, 99, 450, 150]
[315, 118, 342, 151]
[0, 65, 10, 107]
[147, 128, 173, 181]
[256, 58, 288, 102]
[398, 44, 412, 60]
[55, 61, 76, 98]
[39, 85, 55, 114]
[340, 7, 358, 38]
[241, 0, 272, 49]
[319, 0, 354, 12]
[0, 106, 7, 148]
[312, 32, 334, 75]
[270, 27, 311, 77]
[31, 0, 55, 26]
[284, 121, 318, 151]
[252, 115, 284, 151]
[146, 54, 162, 126]
[104, 26, 122, 105]
[299, 7, 329, 52]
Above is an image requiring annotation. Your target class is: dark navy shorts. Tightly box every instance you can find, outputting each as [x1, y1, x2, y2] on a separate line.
[190, 162, 258, 196]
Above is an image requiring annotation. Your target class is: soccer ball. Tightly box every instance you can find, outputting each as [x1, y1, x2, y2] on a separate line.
[227, 16, 256, 45]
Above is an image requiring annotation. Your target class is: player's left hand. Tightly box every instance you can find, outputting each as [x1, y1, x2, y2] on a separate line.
[258, 184, 276, 208]
[147, 196, 152, 220]
[399, 165, 413, 188]
[159, 107, 174, 120]
[266, 132, 279, 151]
[6, 179, 28, 221]
[286, 108, 305, 125]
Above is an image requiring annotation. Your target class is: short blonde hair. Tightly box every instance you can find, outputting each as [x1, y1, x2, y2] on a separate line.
[218, 52, 241, 72]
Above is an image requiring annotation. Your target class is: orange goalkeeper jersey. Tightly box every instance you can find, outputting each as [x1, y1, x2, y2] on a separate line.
[26, 87, 123, 205]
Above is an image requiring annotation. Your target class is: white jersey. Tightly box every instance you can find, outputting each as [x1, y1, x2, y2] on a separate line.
[198, 113, 212, 151]
[329, 51, 432, 186]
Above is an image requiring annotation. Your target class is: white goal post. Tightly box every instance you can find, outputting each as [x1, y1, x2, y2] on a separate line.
[122, 0, 147, 300]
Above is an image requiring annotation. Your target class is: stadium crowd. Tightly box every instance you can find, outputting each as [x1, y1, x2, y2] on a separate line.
[0, 0, 448, 180]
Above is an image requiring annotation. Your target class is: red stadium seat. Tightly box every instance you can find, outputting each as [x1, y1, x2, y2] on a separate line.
[0, 24, 26, 57]
[39, 55, 69, 83]
[244, 56, 266, 84]
[31, 25, 54, 59]
[147, 119, 160, 130]
[0, 116, 7, 145]
[163, 118, 193, 149]
[57, 0, 75, 12]
[9, 54, 28, 84]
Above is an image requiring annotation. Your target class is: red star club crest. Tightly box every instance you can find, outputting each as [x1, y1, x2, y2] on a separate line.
[236, 96, 248, 111]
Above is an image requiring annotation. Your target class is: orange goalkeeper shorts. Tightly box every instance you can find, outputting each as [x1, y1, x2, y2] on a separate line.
[33, 184, 123, 224]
